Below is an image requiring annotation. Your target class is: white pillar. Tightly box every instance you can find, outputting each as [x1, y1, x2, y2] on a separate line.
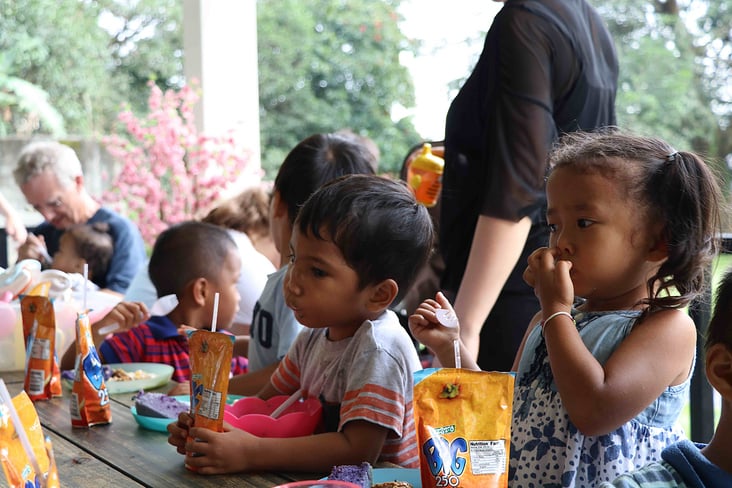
[183, 0, 261, 175]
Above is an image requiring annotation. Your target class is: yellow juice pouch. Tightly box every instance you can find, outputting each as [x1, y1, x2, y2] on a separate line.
[0, 390, 59, 488]
[188, 330, 234, 433]
[413, 368, 515, 488]
[186, 330, 234, 471]
[70, 310, 112, 427]
[20, 292, 62, 401]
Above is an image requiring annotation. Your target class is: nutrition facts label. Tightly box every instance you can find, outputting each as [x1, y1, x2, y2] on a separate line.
[30, 337, 51, 360]
[469, 440, 507, 475]
[197, 389, 223, 419]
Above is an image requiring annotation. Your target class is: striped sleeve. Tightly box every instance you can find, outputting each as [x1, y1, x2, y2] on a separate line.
[340, 383, 418, 468]
[271, 354, 301, 394]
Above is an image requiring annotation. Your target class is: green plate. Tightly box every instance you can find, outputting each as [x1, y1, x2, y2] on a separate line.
[64, 362, 174, 395]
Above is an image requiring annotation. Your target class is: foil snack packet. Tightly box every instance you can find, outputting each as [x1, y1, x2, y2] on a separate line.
[69, 310, 112, 427]
[0, 389, 60, 488]
[20, 291, 62, 401]
[414, 368, 515, 488]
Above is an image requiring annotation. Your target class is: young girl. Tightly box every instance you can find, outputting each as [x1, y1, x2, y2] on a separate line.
[409, 130, 724, 486]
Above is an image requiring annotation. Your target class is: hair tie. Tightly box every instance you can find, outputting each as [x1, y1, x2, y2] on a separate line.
[666, 152, 679, 163]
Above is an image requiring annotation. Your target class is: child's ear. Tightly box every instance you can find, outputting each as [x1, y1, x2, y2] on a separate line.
[646, 227, 668, 263]
[189, 277, 209, 307]
[367, 279, 399, 312]
[271, 190, 288, 218]
[706, 343, 732, 402]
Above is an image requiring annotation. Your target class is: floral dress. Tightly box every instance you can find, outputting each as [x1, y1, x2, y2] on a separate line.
[510, 310, 691, 487]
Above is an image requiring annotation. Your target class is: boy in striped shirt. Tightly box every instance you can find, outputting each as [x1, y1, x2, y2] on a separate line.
[168, 175, 434, 474]
[60, 221, 245, 382]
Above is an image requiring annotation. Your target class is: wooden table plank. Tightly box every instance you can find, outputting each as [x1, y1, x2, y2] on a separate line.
[1, 377, 325, 487]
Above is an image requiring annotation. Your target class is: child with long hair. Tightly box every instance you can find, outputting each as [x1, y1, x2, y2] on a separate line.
[409, 129, 724, 486]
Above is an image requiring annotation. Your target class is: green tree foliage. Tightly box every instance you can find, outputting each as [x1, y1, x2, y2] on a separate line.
[257, 0, 421, 176]
[592, 0, 731, 167]
[0, 0, 182, 136]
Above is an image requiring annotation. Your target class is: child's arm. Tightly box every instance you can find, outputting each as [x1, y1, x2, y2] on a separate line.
[527, 247, 696, 435]
[60, 301, 149, 369]
[181, 419, 389, 475]
[511, 311, 542, 372]
[409, 292, 480, 371]
[228, 362, 279, 396]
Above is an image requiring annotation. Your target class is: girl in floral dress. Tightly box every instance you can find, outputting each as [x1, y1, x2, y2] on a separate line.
[409, 129, 724, 487]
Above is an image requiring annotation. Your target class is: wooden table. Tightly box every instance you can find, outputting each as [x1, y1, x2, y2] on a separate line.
[0, 370, 325, 487]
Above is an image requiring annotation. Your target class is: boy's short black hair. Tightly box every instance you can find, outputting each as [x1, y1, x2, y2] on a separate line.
[295, 174, 434, 304]
[274, 133, 376, 224]
[64, 222, 113, 281]
[148, 221, 237, 297]
[707, 267, 732, 351]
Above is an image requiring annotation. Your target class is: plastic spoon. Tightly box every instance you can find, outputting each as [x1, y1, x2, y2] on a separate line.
[435, 308, 458, 328]
[97, 294, 179, 336]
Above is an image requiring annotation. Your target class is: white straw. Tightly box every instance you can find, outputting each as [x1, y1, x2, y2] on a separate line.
[0, 380, 45, 487]
[211, 292, 220, 333]
[270, 389, 302, 419]
[453, 339, 461, 369]
[82, 263, 88, 312]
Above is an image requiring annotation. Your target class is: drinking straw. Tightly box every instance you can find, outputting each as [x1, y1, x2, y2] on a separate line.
[82, 263, 88, 312]
[211, 292, 220, 333]
[0, 380, 45, 488]
[453, 339, 461, 369]
[270, 389, 303, 419]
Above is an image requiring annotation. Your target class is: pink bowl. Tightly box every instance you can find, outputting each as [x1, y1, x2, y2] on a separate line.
[223, 395, 322, 438]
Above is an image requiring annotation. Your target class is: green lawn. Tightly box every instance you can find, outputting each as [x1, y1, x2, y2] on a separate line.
[677, 253, 730, 436]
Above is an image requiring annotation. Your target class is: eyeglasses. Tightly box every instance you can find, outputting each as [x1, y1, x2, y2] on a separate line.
[31, 196, 65, 213]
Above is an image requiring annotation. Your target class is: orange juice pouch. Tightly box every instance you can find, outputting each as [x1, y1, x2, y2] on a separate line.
[188, 330, 234, 433]
[413, 368, 515, 488]
[20, 292, 63, 401]
[69, 310, 112, 427]
[0, 390, 59, 488]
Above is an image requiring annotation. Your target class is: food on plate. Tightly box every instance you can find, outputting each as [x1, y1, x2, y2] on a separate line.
[373, 482, 413, 488]
[327, 462, 373, 488]
[110, 368, 153, 382]
[133, 391, 188, 419]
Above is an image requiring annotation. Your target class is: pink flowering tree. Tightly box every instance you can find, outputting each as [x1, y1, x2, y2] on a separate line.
[101, 82, 254, 246]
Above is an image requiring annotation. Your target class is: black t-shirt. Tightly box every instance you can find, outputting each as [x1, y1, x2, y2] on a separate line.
[440, 0, 618, 295]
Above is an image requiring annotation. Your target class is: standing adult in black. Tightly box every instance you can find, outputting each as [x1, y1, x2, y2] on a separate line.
[439, 0, 618, 371]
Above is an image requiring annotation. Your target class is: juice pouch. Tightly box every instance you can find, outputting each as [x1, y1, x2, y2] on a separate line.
[413, 368, 515, 488]
[188, 330, 234, 433]
[69, 310, 112, 427]
[0, 390, 60, 488]
[20, 290, 63, 401]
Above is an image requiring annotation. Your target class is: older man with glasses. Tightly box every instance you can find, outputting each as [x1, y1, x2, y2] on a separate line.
[13, 140, 146, 295]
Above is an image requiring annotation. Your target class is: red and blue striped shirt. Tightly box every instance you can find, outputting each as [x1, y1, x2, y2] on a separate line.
[99, 316, 247, 383]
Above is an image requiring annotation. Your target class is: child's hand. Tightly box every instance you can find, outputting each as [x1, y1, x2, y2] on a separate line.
[94, 301, 149, 335]
[183, 424, 256, 474]
[167, 412, 194, 455]
[178, 324, 196, 337]
[167, 381, 190, 397]
[409, 292, 460, 352]
[524, 247, 574, 311]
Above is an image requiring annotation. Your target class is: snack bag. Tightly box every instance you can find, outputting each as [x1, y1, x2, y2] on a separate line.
[414, 368, 514, 488]
[0, 389, 60, 488]
[69, 310, 112, 427]
[188, 330, 234, 433]
[20, 286, 63, 401]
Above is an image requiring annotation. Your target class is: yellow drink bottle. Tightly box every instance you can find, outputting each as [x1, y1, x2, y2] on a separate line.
[407, 143, 445, 208]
